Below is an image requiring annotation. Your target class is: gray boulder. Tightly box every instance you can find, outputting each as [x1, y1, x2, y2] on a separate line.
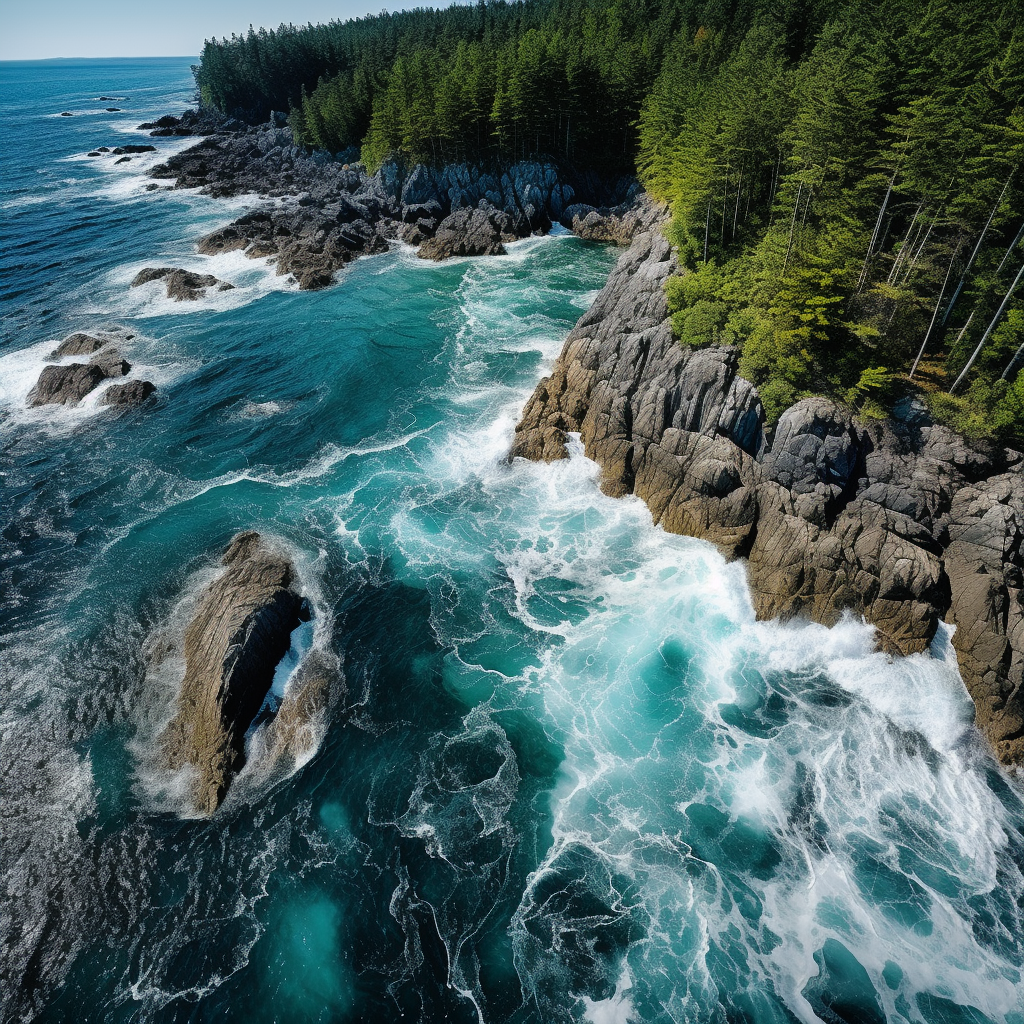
[28, 363, 107, 407]
[418, 206, 508, 260]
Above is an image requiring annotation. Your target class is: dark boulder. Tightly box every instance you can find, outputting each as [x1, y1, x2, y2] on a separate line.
[101, 380, 156, 407]
[160, 532, 308, 814]
[112, 144, 156, 155]
[105, 107, 121, 112]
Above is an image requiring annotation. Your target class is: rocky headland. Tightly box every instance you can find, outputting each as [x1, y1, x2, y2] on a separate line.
[160, 532, 311, 814]
[510, 219, 1024, 768]
[136, 111, 1024, 768]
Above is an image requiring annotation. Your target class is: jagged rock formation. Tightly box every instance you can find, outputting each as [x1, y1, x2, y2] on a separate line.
[511, 217, 1024, 766]
[147, 116, 646, 288]
[130, 267, 235, 301]
[160, 532, 308, 814]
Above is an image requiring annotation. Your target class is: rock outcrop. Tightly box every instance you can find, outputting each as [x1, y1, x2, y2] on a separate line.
[29, 339, 133, 407]
[50, 332, 128, 358]
[510, 216, 1024, 766]
[28, 362, 109, 407]
[418, 206, 510, 260]
[130, 267, 235, 301]
[160, 532, 309, 814]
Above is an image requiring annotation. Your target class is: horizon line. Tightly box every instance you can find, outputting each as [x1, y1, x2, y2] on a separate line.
[0, 55, 200, 63]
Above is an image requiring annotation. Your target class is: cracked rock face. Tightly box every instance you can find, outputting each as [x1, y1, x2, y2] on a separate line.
[160, 532, 308, 814]
[510, 216, 1024, 766]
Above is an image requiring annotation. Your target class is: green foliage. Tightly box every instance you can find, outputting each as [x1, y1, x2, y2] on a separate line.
[193, 0, 1024, 442]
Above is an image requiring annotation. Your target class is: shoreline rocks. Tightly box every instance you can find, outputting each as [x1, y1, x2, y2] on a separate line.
[160, 532, 309, 814]
[144, 111, 650, 289]
[510, 217, 1024, 767]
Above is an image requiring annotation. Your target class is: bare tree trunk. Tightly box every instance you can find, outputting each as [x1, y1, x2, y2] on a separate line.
[857, 171, 897, 294]
[901, 214, 938, 285]
[782, 182, 802, 279]
[943, 173, 1014, 326]
[996, 218, 1024, 277]
[952, 259, 1024, 392]
[704, 199, 712, 263]
[910, 247, 958, 378]
[888, 202, 924, 285]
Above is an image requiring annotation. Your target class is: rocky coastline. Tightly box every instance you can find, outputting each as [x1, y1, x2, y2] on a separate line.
[133, 111, 1023, 770]
[510, 220, 1024, 768]
[144, 112, 648, 289]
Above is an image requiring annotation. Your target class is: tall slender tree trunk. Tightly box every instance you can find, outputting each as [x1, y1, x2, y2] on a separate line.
[910, 247, 958, 378]
[857, 171, 898, 294]
[782, 182, 802, 278]
[996, 218, 1024, 277]
[943, 172, 1014, 326]
[888, 202, 924, 285]
[951, 259, 1024, 391]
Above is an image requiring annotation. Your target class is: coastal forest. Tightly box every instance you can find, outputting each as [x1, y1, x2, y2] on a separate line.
[194, 0, 1024, 436]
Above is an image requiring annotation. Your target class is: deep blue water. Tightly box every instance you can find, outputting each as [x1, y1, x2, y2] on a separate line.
[2, 58, 1024, 1024]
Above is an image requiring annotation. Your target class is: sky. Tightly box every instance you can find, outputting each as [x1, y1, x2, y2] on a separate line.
[0, 0, 408, 60]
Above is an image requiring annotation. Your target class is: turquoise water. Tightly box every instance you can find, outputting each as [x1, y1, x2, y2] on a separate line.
[2, 58, 1024, 1024]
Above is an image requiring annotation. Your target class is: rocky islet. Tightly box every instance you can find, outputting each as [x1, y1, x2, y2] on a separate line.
[158, 532, 311, 814]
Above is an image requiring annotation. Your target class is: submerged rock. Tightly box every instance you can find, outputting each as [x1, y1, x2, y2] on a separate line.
[160, 532, 308, 814]
[510, 214, 1024, 766]
[130, 266, 234, 301]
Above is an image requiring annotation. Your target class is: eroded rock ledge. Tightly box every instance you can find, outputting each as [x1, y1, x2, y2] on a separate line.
[510, 218, 1024, 766]
[160, 532, 309, 813]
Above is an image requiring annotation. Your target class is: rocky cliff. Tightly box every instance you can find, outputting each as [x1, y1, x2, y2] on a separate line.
[510, 216, 1024, 767]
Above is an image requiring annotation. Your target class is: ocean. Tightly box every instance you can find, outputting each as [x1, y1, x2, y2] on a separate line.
[1, 57, 1022, 1024]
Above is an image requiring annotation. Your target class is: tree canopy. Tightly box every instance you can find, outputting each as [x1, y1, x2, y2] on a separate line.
[195, 0, 1024, 439]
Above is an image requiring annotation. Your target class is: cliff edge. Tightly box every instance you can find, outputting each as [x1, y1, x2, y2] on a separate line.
[510, 216, 1024, 766]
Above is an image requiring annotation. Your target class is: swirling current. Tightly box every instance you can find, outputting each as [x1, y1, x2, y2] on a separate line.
[1, 58, 1023, 1024]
